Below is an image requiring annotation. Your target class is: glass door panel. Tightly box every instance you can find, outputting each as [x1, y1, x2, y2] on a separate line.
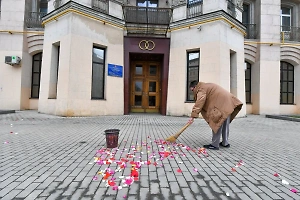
[130, 61, 160, 113]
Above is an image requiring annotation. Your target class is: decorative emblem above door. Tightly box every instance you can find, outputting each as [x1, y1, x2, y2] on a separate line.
[138, 40, 155, 51]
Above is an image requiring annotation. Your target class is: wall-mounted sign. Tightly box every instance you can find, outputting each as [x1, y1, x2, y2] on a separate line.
[108, 64, 123, 77]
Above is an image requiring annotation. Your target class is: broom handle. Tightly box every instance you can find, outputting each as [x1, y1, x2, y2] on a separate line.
[174, 122, 191, 139]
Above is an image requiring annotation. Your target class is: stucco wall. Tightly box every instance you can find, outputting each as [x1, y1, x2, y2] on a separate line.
[167, 20, 246, 117]
[0, 0, 25, 110]
[38, 12, 124, 116]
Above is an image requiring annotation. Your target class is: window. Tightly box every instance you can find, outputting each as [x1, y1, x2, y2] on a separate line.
[48, 44, 60, 99]
[31, 53, 42, 98]
[245, 62, 251, 104]
[186, 51, 200, 101]
[137, 0, 158, 7]
[91, 46, 105, 99]
[39, 0, 48, 13]
[242, 4, 250, 24]
[280, 61, 294, 104]
[281, 6, 291, 31]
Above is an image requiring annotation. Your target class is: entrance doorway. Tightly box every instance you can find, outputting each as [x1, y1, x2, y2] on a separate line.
[130, 60, 161, 113]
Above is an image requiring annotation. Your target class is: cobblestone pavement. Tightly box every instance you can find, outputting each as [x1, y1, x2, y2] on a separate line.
[1, 111, 300, 200]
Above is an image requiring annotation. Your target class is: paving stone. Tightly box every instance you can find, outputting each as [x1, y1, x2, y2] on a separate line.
[1, 112, 300, 200]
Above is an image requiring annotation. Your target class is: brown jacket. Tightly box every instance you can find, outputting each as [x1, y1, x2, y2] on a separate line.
[191, 82, 243, 133]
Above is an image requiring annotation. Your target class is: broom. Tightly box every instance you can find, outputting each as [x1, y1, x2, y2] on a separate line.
[165, 121, 192, 143]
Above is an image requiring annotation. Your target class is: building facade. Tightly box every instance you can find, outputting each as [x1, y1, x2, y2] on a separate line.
[0, 0, 299, 117]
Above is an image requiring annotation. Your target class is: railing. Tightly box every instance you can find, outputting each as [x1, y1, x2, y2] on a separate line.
[187, 0, 202, 18]
[25, 12, 47, 29]
[123, 6, 172, 25]
[243, 23, 257, 39]
[53, 0, 63, 9]
[92, 0, 108, 14]
[227, 0, 236, 18]
[280, 26, 300, 42]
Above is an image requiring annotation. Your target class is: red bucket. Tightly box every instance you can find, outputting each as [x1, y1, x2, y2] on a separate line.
[104, 129, 119, 148]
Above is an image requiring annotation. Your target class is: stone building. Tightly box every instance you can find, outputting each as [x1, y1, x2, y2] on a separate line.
[0, 0, 299, 116]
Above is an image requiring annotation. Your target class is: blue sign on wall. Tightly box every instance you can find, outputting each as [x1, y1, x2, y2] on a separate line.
[108, 64, 123, 78]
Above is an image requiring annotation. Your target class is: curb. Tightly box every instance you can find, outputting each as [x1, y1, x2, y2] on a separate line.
[266, 114, 300, 122]
[0, 110, 15, 115]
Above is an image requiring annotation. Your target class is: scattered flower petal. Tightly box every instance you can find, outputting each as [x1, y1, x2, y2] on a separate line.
[282, 180, 289, 185]
[290, 188, 297, 193]
[226, 192, 230, 196]
[274, 173, 280, 177]
[177, 169, 182, 173]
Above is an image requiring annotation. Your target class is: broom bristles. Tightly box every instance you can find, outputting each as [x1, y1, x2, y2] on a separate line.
[165, 135, 177, 143]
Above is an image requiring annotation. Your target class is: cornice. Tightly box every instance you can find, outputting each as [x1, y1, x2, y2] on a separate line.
[170, 10, 246, 36]
[42, 1, 125, 29]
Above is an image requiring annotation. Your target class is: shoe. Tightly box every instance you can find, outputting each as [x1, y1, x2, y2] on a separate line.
[203, 144, 219, 150]
[219, 142, 230, 148]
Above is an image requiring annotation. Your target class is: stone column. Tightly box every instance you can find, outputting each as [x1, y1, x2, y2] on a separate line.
[253, 0, 281, 114]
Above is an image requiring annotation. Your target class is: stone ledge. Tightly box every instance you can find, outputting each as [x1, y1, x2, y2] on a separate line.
[266, 114, 300, 122]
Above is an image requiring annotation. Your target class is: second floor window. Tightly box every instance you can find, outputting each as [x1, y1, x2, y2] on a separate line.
[242, 4, 250, 24]
[281, 7, 291, 31]
[39, 0, 48, 13]
[137, 0, 158, 7]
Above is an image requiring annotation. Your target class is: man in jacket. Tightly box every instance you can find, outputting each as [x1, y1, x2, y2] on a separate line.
[188, 81, 243, 150]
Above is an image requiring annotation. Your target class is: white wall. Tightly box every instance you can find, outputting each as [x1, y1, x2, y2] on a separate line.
[0, 0, 26, 110]
[39, 12, 124, 116]
[168, 20, 246, 117]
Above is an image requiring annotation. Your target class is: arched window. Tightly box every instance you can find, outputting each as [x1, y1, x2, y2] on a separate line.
[280, 61, 294, 104]
[31, 53, 42, 98]
[245, 62, 251, 104]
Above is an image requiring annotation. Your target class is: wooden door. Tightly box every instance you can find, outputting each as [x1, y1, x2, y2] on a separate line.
[130, 61, 160, 113]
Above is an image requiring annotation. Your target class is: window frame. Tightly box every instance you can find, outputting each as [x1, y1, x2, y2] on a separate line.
[186, 51, 200, 102]
[280, 61, 294, 105]
[245, 62, 251, 104]
[31, 52, 43, 98]
[280, 6, 292, 32]
[91, 46, 106, 100]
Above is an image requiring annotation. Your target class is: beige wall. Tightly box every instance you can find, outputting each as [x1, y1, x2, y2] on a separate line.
[0, 0, 25, 110]
[38, 13, 124, 116]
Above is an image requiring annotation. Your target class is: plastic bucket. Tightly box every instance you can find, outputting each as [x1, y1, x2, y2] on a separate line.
[104, 129, 119, 148]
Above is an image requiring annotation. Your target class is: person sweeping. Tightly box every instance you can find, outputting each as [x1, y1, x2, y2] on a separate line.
[188, 80, 243, 150]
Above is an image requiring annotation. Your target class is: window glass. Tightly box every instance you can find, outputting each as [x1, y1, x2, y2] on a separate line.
[31, 53, 42, 98]
[281, 7, 291, 31]
[92, 47, 105, 99]
[242, 4, 250, 24]
[280, 61, 294, 104]
[186, 51, 200, 101]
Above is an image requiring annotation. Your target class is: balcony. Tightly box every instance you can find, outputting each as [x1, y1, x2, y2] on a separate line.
[227, 0, 236, 18]
[187, 0, 202, 19]
[123, 6, 173, 36]
[25, 12, 47, 29]
[243, 23, 257, 39]
[91, 0, 108, 14]
[281, 26, 300, 42]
